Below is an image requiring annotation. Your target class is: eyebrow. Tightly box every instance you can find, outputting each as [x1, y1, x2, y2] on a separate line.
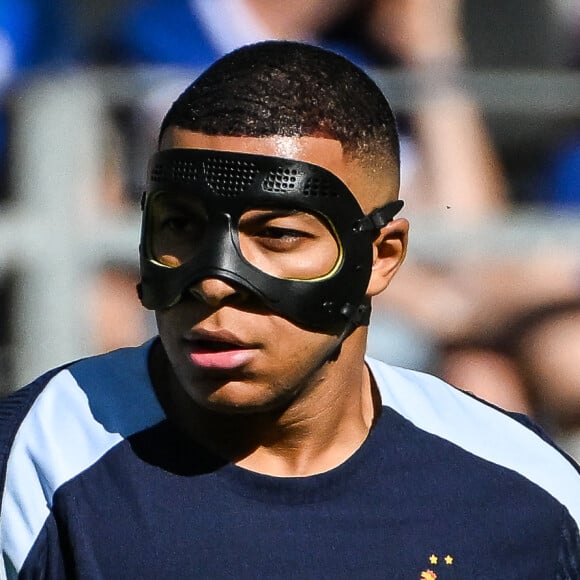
[240, 209, 320, 225]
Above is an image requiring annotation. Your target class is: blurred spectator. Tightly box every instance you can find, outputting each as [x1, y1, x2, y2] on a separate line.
[439, 340, 534, 416]
[363, 0, 508, 218]
[438, 300, 580, 462]
[508, 300, 580, 461]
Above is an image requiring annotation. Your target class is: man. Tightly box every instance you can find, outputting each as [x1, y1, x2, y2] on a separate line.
[1, 41, 579, 579]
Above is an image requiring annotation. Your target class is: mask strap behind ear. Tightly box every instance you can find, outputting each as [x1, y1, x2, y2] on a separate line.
[354, 200, 404, 233]
[325, 199, 405, 360]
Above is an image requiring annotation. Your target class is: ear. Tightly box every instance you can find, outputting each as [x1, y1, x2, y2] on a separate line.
[365, 218, 409, 297]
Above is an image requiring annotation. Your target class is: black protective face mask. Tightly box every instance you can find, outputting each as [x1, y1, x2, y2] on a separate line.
[138, 148, 403, 333]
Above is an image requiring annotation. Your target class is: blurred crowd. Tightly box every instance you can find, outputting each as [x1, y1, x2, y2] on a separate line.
[1, 0, 580, 458]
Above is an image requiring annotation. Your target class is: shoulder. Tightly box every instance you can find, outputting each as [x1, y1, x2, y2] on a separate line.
[366, 357, 580, 527]
[0, 339, 164, 468]
[0, 340, 165, 574]
[0, 339, 163, 439]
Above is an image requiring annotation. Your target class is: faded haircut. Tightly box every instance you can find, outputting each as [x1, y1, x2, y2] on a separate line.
[159, 40, 400, 175]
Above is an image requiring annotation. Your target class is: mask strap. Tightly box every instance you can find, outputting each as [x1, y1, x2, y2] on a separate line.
[326, 301, 372, 362]
[353, 200, 404, 233]
[326, 199, 404, 357]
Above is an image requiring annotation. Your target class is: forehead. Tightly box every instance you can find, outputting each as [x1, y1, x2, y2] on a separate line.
[160, 129, 387, 212]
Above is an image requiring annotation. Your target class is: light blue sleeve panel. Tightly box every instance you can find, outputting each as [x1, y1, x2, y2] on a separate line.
[366, 356, 580, 527]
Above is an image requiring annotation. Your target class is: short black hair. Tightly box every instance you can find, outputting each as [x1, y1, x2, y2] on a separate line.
[159, 40, 400, 174]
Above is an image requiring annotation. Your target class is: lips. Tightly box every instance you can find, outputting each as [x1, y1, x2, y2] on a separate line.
[184, 330, 257, 370]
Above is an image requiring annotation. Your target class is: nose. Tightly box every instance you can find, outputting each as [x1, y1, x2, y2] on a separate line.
[188, 277, 248, 308]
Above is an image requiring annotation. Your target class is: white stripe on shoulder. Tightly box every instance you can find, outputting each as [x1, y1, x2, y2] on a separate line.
[1, 341, 164, 574]
[366, 357, 580, 526]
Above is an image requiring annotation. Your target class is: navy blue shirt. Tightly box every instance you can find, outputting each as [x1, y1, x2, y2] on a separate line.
[1, 341, 579, 578]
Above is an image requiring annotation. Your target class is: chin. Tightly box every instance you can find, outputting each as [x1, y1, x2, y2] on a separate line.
[189, 382, 293, 416]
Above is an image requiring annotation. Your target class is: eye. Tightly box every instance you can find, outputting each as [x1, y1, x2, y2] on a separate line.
[150, 193, 207, 236]
[156, 209, 206, 239]
[258, 226, 311, 241]
[161, 215, 199, 233]
[250, 225, 314, 252]
[238, 208, 340, 279]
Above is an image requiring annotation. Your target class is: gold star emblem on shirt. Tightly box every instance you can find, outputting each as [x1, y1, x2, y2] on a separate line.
[429, 554, 438, 565]
[444, 555, 454, 565]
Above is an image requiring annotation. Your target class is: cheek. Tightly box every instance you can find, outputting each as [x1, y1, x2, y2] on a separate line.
[261, 320, 338, 376]
[155, 310, 188, 359]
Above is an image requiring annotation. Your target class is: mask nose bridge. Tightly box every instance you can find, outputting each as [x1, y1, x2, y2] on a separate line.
[185, 210, 241, 285]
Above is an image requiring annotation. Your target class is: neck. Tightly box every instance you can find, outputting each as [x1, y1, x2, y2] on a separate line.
[234, 356, 379, 476]
[151, 329, 380, 477]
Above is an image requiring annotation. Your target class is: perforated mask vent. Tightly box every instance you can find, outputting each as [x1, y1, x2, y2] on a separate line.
[262, 167, 302, 193]
[303, 176, 338, 197]
[150, 160, 201, 183]
[203, 157, 258, 196]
